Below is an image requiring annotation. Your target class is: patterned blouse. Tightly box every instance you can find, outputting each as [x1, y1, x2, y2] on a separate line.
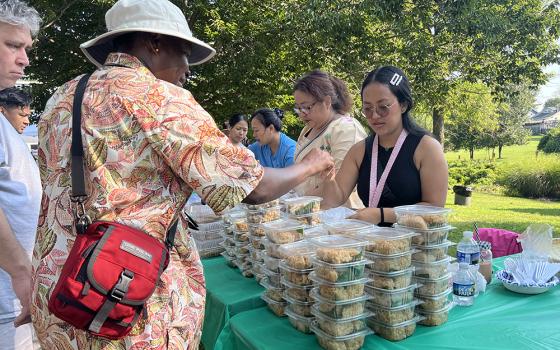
[31, 53, 263, 350]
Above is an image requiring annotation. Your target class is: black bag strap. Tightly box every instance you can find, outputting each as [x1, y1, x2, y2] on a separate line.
[70, 73, 177, 247]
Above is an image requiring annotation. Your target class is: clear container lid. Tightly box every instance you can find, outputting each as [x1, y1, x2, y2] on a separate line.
[260, 293, 287, 306]
[289, 210, 323, 219]
[279, 260, 314, 274]
[311, 304, 373, 323]
[309, 287, 372, 305]
[366, 315, 424, 329]
[281, 276, 315, 290]
[394, 205, 451, 216]
[277, 240, 316, 257]
[283, 196, 322, 206]
[412, 240, 455, 250]
[262, 266, 282, 278]
[367, 266, 415, 277]
[262, 218, 306, 233]
[415, 301, 453, 315]
[412, 273, 452, 284]
[307, 234, 368, 249]
[283, 291, 314, 306]
[323, 219, 377, 236]
[284, 307, 315, 323]
[394, 224, 456, 233]
[260, 277, 284, 291]
[411, 256, 454, 266]
[310, 320, 373, 341]
[367, 299, 422, 311]
[246, 205, 284, 214]
[365, 283, 420, 296]
[415, 287, 452, 300]
[357, 227, 419, 241]
[304, 225, 329, 238]
[309, 271, 371, 287]
[365, 249, 417, 259]
[312, 257, 371, 269]
[220, 251, 234, 262]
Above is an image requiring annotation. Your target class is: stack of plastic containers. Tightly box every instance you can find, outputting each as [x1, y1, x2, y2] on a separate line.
[260, 218, 306, 316]
[394, 205, 455, 327]
[284, 196, 323, 227]
[246, 200, 281, 282]
[356, 226, 423, 341]
[230, 209, 252, 277]
[278, 240, 317, 333]
[307, 234, 373, 350]
[185, 203, 225, 258]
[219, 208, 246, 268]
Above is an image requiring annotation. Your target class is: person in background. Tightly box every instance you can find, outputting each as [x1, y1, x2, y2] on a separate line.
[227, 113, 249, 148]
[249, 108, 296, 168]
[0, 1, 42, 349]
[293, 69, 367, 208]
[31, 0, 333, 349]
[0, 88, 32, 134]
[321, 66, 448, 225]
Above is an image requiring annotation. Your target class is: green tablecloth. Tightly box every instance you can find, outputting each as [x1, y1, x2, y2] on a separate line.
[201, 256, 265, 350]
[214, 257, 560, 350]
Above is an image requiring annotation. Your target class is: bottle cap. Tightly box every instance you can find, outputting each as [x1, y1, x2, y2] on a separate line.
[479, 241, 491, 250]
[463, 231, 473, 239]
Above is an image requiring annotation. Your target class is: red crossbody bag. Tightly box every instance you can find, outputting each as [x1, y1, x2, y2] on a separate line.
[48, 74, 178, 339]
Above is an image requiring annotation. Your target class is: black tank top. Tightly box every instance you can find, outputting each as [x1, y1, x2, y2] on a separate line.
[357, 133, 423, 209]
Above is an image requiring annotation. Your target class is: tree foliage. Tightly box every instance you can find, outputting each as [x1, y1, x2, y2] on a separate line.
[544, 96, 560, 109]
[26, 0, 560, 143]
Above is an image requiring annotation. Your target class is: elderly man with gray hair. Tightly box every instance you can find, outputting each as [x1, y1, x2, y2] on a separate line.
[0, 1, 41, 349]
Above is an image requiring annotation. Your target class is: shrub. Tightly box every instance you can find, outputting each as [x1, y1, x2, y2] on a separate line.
[537, 127, 560, 154]
[498, 160, 560, 199]
[448, 160, 498, 188]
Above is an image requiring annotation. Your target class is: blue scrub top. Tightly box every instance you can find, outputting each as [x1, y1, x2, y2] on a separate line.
[248, 132, 296, 168]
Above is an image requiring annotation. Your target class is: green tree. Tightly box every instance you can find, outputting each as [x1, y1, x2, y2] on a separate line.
[446, 81, 499, 159]
[544, 96, 560, 109]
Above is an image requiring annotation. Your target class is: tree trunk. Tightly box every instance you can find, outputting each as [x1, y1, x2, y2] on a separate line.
[469, 147, 474, 160]
[498, 144, 503, 159]
[432, 107, 444, 147]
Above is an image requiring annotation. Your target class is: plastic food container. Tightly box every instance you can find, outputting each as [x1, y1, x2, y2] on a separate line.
[309, 235, 368, 264]
[310, 272, 370, 302]
[412, 241, 455, 263]
[357, 227, 418, 254]
[248, 223, 266, 237]
[262, 238, 286, 259]
[323, 219, 376, 236]
[367, 267, 415, 290]
[221, 251, 236, 268]
[219, 241, 236, 257]
[413, 273, 452, 296]
[394, 224, 455, 246]
[394, 205, 451, 229]
[250, 236, 264, 250]
[261, 294, 287, 317]
[233, 241, 250, 255]
[313, 258, 369, 283]
[246, 199, 280, 210]
[247, 205, 283, 224]
[232, 230, 249, 243]
[284, 306, 314, 334]
[283, 294, 313, 317]
[279, 261, 313, 286]
[313, 309, 370, 337]
[367, 316, 423, 341]
[365, 284, 419, 308]
[262, 266, 282, 287]
[311, 321, 372, 350]
[284, 196, 322, 215]
[291, 211, 322, 226]
[417, 302, 453, 326]
[282, 278, 314, 302]
[278, 240, 316, 270]
[365, 250, 416, 273]
[262, 218, 305, 244]
[310, 289, 371, 319]
[415, 288, 452, 312]
[260, 277, 285, 302]
[263, 253, 282, 272]
[412, 256, 454, 279]
[250, 259, 264, 276]
[304, 225, 329, 238]
[231, 216, 249, 233]
[248, 247, 263, 262]
[367, 300, 421, 326]
[234, 260, 253, 278]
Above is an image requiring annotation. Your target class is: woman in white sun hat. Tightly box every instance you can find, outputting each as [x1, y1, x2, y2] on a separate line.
[30, 0, 334, 349]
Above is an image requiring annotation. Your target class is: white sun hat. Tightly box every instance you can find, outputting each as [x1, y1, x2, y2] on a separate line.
[80, 0, 216, 67]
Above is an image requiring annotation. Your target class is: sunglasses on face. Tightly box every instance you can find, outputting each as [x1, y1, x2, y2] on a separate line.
[361, 101, 397, 118]
[293, 101, 318, 115]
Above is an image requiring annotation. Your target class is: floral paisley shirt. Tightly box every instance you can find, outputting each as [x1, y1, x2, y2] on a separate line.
[31, 53, 263, 350]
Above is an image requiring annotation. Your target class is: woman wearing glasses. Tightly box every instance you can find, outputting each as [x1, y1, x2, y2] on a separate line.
[248, 108, 296, 168]
[293, 70, 367, 208]
[321, 66, 448, 225]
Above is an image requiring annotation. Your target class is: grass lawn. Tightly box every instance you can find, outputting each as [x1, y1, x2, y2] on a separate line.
[444, 137, 560, 254]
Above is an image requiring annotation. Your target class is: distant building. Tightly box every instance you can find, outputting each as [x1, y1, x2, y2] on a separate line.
[524, 107, 560, 134]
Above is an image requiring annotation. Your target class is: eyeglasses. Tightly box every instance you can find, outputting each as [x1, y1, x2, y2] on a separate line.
[361, 101, 397, 118]
[293, 101, 318, 115]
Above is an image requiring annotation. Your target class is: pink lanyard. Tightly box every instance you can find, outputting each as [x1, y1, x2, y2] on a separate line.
[369, 129, 408, 208]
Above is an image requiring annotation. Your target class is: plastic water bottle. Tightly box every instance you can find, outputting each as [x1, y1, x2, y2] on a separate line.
[453, 262, 475, 306]
[456, 231, 480, 266]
